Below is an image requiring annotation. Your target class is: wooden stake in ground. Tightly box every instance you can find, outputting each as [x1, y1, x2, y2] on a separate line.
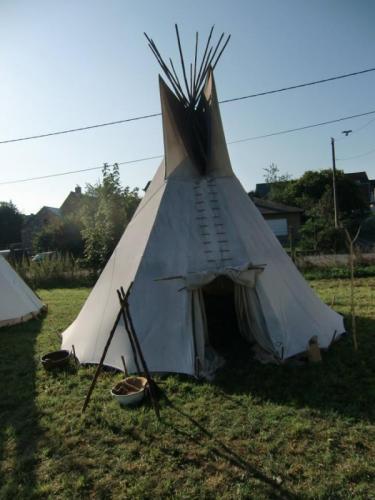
[343, 226, 361, 351]
[121, 355, 129, 377]
[288, 225, 295, 262]
[71, 344, 78, 366]
[330, 295, 336, 308]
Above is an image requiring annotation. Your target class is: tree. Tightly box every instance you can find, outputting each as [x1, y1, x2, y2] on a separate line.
[263, 163, 291, 184]
[0, 201, 24, 249]
[81, 163, 140, 269]
[267, 169, 369, 252]
[33, 217, 84, 257]
[262, 163, 292, 200]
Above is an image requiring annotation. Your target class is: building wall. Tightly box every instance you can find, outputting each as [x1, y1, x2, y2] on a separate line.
[21, 208, 61, 251]
[60, 189, 83, 216]
[261, 212, 302, 244]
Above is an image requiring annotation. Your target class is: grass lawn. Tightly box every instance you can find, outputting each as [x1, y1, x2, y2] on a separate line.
[0, 279, 374, 499]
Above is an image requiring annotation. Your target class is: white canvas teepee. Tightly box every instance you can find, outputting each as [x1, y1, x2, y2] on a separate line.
[0, 255, 44, 327]
[62, 58, 345, 375]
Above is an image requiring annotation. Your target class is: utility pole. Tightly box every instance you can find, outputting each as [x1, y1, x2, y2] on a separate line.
[331, 137, 339, 228]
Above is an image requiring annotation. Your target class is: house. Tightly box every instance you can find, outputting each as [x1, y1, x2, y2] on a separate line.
[344, 172, 375, 207]
[251, 196, 303, 243]
[21, 186, 83, 250]
[21, 206, 62, 250]
[60, 186, 83, 215]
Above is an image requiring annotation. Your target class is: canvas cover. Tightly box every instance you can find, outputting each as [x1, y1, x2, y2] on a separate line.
[0, 255, 44, 327]
[61, 69, 345, 375]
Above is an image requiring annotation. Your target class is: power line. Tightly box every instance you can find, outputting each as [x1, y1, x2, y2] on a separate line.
[228, 109, 375, 143]
[1, 66, 374, 145]
[0, 113, 162, 145]
[337, 147, 375, 161]
[351, 115, 375, 134]
[335, 115, 375, 142]
[1, 108, 375, 187]
[0, 155, 163, 186]
[219, 67, 375, 103]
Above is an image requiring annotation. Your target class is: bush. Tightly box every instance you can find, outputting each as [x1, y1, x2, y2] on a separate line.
[33, 218, 84, 257]
[13, 254, 97, 289]
[298, 220, 346, 253]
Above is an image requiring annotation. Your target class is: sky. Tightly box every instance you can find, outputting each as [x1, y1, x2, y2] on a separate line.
[0, 0, 374, 214]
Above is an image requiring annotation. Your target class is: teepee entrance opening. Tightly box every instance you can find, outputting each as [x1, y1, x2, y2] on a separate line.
[202, 276, 247, 355]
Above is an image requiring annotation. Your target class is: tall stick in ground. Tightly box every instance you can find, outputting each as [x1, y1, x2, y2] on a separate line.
[343, 226, 361, 351]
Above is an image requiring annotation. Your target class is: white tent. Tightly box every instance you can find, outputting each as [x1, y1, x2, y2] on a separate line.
[0, 255, 44, 327]
[61, 58, 344, 375]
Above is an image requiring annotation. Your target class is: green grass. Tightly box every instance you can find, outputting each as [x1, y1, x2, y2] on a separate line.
[301, 265, 375, 281]
[0, 280, 374, 499]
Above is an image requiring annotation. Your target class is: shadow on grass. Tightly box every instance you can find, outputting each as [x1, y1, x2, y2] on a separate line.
[35, 278, 96, 290]
[161, 395, 298, 499]
[0, 316, 44, 498]
[213, 315, 375, 423]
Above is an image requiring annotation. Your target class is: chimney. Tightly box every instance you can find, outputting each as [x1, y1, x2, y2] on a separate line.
[75, 185, 82, 195]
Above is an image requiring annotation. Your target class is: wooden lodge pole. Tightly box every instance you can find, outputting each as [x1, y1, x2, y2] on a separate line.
[82, 284, 161, 418]
[81, 308, 122, 413]
[116, 289, 141, 374]
[119, 285, 160, 420]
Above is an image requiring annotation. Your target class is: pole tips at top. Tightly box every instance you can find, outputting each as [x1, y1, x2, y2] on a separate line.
[144, 25, 231, 109]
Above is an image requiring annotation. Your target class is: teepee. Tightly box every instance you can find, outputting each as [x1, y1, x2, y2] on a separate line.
[61, 27, 344, 375]
[0, 255, 44, 327]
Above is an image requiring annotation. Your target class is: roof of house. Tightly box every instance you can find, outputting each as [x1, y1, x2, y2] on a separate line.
[60, 188, 83, 214]
[43, 206, 61, 216]
[22, 205, 61, 229]
[255, 182, 271, 198]
[255, 181, 291, 198]
[251, 196, 303, 215]
[345, 172, 369, 183]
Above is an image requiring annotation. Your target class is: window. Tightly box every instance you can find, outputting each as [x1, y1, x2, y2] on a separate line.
[267, 218, 288, 236]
